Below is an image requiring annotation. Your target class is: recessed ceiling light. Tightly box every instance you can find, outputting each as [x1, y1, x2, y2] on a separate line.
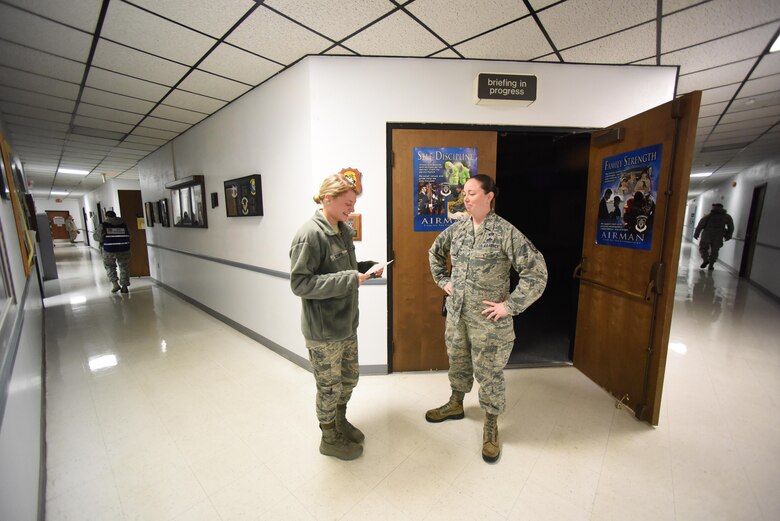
[50, 191, 69, 195]
[691, 172, 712, 177]
[745, 98, 756, 105]
[58, 168, 89, 175]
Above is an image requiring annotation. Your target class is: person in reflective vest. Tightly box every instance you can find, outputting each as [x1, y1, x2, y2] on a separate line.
[93, 210, 131, 293]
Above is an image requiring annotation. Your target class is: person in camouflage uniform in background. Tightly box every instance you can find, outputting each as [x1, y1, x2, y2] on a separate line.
[290, 173, 383, 461]
[427, 174, 547, 463]
[694, 202, 734, 270]
[93, 210, 132, 293]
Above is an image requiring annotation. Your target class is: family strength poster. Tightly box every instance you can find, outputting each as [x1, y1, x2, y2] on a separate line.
[413, 147, 477, 232]
[596, 144, 662, 250]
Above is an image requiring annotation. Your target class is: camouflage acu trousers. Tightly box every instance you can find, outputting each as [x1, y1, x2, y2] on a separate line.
[306, 335, 359, 424]
[102, 251, 131, 286]
[445, 304, 514, 416]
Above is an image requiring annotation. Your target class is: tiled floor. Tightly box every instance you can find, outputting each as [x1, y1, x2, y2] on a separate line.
[44, 242, 780, 520]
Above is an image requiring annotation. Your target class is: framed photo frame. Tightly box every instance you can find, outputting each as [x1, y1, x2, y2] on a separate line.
[165, 175, 208, 228]
[159, 198, 170, 227]
[347, 213, 362, 241]
[144, 202, 155, 227]
[224, 174, 263, 217]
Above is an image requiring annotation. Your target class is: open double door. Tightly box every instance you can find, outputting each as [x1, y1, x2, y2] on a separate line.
[390, 92, 701, 425]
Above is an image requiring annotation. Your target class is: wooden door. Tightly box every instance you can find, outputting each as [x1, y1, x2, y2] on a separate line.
[574, 92, 701, 425]
[118, 190, 150, 277]
[46, 210, 70, 240]
[391, 128, 497, 371]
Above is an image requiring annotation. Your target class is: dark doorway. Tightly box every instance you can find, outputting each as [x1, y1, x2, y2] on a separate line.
[495, 131, 590, 366]
[739, 184, 766, 279]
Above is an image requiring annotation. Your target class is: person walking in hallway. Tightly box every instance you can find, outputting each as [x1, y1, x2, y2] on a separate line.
[427, 174, 548, 463]
[64, 215, 79, 243]
[93, 210, 131, 293]
[694, 202, 734, 270]
[289, 173, 383, 461]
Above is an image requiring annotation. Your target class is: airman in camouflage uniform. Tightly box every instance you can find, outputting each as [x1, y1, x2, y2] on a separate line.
[93, 210, 132, 293]
[427, 175, 547, 462]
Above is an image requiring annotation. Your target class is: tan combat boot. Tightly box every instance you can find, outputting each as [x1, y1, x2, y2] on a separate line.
[111, 281, 121, 293]
[336, 404, 364, 444]
[425, 390, 465, 423]
[319, 422, 362, 460]
[482, 413, 500, 463]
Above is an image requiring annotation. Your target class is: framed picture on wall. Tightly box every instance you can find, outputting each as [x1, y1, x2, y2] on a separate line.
[144, 202, 155, 227]
[159, 199, 170, 227]
[347, 213, 362, 241]
[165, 175, 208, 228]
[224, 174, 263, 217]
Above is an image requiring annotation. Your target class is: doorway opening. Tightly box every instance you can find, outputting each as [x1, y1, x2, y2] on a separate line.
[495, 131, 590, 367]
[739, 184, 766, 279]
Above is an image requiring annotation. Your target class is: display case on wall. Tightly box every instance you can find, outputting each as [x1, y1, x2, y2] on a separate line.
[165, 175, 208, 228]
[224, 174, 263, 217]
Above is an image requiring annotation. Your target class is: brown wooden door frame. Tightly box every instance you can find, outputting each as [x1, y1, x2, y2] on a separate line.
[118, 189, 150, 277]
[574, 92, 702, 425]
[388, 124, 498, 372]
[46, 210, 71, 240]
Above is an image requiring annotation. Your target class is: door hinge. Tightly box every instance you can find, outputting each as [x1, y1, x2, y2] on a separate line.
[672, 98, 684, 119]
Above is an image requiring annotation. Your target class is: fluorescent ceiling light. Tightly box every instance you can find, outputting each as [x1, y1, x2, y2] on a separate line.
[58, 168, 89, 175]
[771, 34, 780, 53]
[50, 191, 69, 195]
[691, 172, 712, 178]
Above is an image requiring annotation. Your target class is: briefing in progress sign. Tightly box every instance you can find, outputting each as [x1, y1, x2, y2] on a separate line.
[474, 73, 537, 106]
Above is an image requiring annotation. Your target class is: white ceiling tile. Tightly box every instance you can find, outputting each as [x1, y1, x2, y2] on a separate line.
[3, 0, 103, 32]
[138, 116, 190, 134]
[101, 1, 216, 65]
[0, 42, 86, 84]
[77, 104, 144, 125]
[131, 0, 256, 38]
[131, 127, 177, 141]
[73, 115, 133, 134]
[0, 3, 93, 61]
[265, 0, 395, 41]
[528, 0, 559, 9]
[4, 118, 69, 135]
[176, 70, 251, 101]
[539, 0, 654, 50]
[406, 0, 528, 44]
[733, 90, 780, 110]
[723, 104, 780, 124]
[163, 90, 227, 113]
[0, 101, 71, 123]
[123, 135, 167, 146]
[660, 24, 776, 75]
[662, 0, 706, 15]
[752, 51, 780, 79]
[0, 67, 80, 99]
[228, 6, 332, 64]
[677, 60, 756, 94]
[80, 88, 156, 114]
[738, 74, 780, 98]
[147, 105, 206, 125]
[713, 115, 778, 133]
[698, 101, 728, 118]
[92, 39, 190, 87]
[0, 85, 76, 112]
[117, 142, 158, 153]
[662, 0, 780, 53]
[342, 10, 445, 57]
[85, 68, 170, 102]
[67, 134, 120, 148]
[456, 16, 552, 60]
[700, 83, 740, 105]
[561, 23, 656, 64]
[198, 44, 283, 86]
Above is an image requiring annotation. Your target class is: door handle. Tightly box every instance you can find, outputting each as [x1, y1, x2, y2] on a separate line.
[573, 262, 653, 302]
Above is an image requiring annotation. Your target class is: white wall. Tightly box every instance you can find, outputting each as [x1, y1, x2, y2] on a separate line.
[139, 55, 678, 369]
[690, 158, 780, 298]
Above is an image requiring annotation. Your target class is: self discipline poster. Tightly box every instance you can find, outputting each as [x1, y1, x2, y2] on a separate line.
[596, 144, 662, 250]
[413, 147, 477, 232]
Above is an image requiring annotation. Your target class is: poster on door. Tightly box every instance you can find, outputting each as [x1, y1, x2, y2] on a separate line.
[596, 143, 662, 250]
[413, 147, 477, 232]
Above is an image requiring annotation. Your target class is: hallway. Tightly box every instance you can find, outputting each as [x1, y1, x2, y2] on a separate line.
[43, 243, 780, 521]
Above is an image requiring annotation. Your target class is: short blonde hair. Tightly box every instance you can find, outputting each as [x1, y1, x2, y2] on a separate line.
[313, 174, 357, 204]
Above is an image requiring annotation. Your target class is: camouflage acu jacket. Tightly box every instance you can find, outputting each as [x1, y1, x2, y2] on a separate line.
[429, 211, 547, 318]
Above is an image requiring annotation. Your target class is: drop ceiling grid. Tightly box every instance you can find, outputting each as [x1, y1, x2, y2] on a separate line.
[677, 60, 757, 93]
[0, 68, 81, 100]
[226, 7, 333, 65]
[80, 88, 157, 114]
[0, 3, 93, 61]
[339, 10, 445, 57]
[76, 104, 145, 126]
[162, 91, 227, 114]
[91, 39, 191, 87]
[130, 0, 258, 39]
[0, 42, 88, 84]
[197, 44, 283, 86]
[560, 23, 656, 64]
[101, 1, 217, 66]
[455, 17, 552, 61]
[85, 68, 172, 103]
[405, 0, 530, 45]
[175, 71, 251, 101]
[264, 0, 397, 43]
